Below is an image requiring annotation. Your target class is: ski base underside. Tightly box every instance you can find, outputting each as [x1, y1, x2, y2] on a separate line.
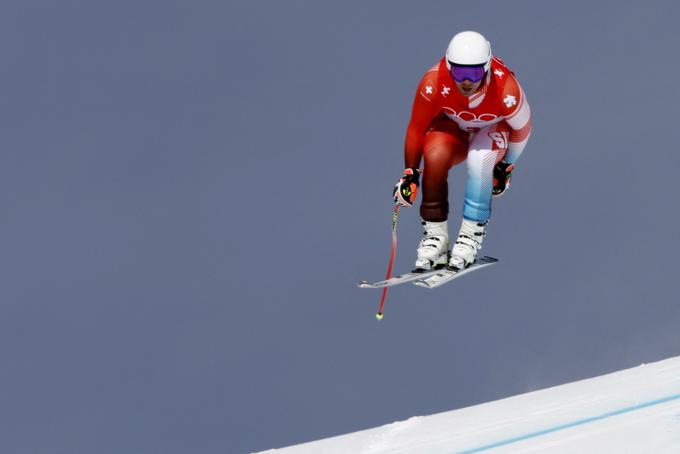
[358, 268, 443, 289]
[413, 256, 498, 289]
[358, 256, 498, 289]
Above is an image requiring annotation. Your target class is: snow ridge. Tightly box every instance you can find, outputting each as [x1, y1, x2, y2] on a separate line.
[256, 356, 680, 454]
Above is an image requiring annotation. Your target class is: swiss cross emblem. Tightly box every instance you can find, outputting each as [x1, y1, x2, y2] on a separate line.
[503, 95, 517, 108]
[441, 86, 450, 96]
[425, 85, 433, 95]
[494, 69, 505, 78]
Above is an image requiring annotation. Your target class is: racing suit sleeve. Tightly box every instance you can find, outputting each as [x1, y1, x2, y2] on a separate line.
[501, 74, 532, 164]
[404, 68, 442, 170]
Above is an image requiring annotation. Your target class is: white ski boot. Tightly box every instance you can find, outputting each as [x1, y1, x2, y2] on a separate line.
[415, 220, 450, 271]
[449, 219, 487, 270]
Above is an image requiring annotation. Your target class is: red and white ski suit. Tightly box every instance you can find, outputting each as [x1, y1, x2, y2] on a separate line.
[405, 56, 532, 222]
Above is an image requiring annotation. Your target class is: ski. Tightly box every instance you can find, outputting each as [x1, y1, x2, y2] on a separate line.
[413, 256, 498, 289]
[358, 267, 446, 289]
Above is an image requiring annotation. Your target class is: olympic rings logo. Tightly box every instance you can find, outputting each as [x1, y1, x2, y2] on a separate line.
[443, 107, 498, 123]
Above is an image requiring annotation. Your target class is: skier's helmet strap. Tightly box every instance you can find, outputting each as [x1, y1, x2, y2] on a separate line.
[446, 31, 492, 73]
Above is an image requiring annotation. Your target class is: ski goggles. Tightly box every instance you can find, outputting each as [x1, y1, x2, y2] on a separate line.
[449, 63, 486, 83]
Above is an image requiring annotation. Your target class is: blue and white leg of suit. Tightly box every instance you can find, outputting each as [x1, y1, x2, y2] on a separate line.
[462, 124, 508, 223]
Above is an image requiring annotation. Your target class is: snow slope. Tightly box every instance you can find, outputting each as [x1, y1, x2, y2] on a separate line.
[255, 356, 680, 453]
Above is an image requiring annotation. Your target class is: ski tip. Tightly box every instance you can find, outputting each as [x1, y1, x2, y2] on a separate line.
[358, 281, 372, 288]
[376, 313, 384, 320]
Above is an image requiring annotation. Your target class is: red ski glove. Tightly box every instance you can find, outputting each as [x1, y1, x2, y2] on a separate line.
[493, 161, 514, 197]
[393, 168, 420, 207]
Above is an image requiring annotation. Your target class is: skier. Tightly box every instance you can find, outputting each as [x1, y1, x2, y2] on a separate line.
[393, 31, 532, 271]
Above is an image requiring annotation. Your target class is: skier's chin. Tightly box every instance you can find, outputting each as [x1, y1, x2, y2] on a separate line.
[456, 81, 481, 96]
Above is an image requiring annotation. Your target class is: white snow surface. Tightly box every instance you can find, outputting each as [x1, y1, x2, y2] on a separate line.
[255, 356, 680, 453]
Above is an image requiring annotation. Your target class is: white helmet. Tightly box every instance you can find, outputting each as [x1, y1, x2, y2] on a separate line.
[446, 31, 492, 72]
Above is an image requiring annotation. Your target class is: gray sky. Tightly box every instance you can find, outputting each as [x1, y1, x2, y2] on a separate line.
[1, 1, 679, 453]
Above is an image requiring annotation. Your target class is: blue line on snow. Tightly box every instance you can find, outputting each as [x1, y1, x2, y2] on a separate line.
[456, 392, 680, 453]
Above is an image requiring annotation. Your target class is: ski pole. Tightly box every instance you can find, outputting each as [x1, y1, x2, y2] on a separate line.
[376, 203, 401, 320]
